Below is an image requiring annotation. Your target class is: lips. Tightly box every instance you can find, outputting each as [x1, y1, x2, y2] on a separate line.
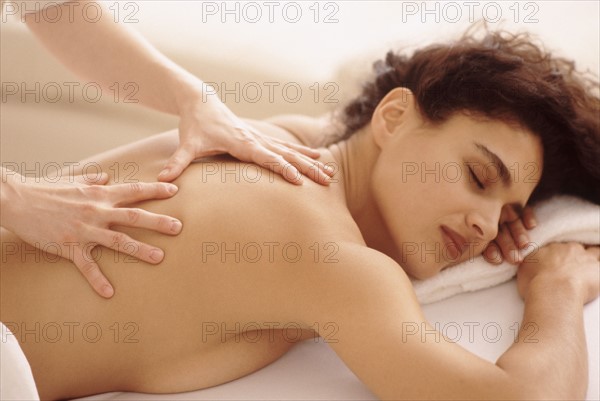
[440, 225, 467, 260]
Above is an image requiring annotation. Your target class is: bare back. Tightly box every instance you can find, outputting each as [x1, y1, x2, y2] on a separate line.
[0, 124, 365, 399]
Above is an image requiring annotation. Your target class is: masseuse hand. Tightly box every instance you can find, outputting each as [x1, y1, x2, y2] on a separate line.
[1, 169, 182, 298]
[157, 91, 334, 185]
[483, 204, 537, 265]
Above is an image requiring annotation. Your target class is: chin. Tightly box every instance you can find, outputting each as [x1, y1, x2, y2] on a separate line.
[399, 258, 440, 280]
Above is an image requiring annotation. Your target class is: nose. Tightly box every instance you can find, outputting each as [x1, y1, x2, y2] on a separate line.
[466, 202, 502, 243]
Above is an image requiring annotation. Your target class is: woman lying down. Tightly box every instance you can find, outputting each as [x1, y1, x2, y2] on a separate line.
[2, 26, 600, 400]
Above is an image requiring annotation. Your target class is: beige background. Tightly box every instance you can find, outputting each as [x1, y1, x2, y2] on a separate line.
[1, 1, 598, 167]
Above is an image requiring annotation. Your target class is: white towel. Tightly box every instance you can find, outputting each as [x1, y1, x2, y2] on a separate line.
[1, 322, 40, 401]
[412, 195, 600, 304]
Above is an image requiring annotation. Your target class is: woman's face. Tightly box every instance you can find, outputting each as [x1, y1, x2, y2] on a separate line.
[370, 91, 543, 279]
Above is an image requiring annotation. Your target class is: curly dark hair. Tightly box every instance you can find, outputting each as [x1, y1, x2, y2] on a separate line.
[338, 24, 600, 205]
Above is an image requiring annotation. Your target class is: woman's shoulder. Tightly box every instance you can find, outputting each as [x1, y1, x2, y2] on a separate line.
[286, 242, 419, 332]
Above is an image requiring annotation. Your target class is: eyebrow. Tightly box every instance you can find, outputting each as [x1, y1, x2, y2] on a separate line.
[472, 141, 512, 189]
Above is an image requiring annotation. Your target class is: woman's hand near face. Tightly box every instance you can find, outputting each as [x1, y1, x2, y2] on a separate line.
[483, 204, 537, 265]
[157, 91, 335, 185]
[1, 169, 183, 298]
[516, 242, 599, 304]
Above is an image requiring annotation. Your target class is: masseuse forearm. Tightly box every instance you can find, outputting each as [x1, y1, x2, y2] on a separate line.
[495, 279, 587, 399]
[24, 0, 203, 115]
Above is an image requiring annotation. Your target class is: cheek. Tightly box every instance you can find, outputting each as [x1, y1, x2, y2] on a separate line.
[372, 155, 456, 215]
[371, 154, 479, 277]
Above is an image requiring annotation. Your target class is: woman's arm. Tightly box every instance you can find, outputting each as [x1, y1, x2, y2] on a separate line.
[23, 1, 197, 117]
[298, 243, 598, 400]
[22, 1, 332, 184]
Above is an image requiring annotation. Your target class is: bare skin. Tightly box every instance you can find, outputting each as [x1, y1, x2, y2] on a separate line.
[1, 0, 334, 300]
[1, 89, 598, 400]
[0, 124, 355, 400]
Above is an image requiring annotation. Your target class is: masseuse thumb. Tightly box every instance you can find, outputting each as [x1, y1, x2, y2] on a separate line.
[158, 146, 195, 182]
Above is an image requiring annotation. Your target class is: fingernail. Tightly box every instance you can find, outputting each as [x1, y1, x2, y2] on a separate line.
[159, 169, 169, 178]
[102, 285, 114, 298]
[489, 248, 500, 261]
[518, 234, 528, 247]
[171, 219, 182, 233]
[529, 218, 537, 228]
[150, 249, 164, 262]
[167, 184, 178, 194]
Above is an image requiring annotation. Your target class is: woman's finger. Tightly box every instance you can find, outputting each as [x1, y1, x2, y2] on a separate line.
[500, 204, 520, 223]
[68, 172, 109, 186]
[267, 136, 322, 159]
[483, 241, 504, 265]
[507, 217, 529, 249]
[495, 223, 522, 264]
[263, 137, 334, 177]
[98, 229, 165, 265]
[72, 245, 114, 298]
[109, 182, 179, 206]
[270, 145, 332, 185]
[159, 143, 197, 182]
[278, 145, 335, 177]
[251, 130, 334, 179]
[245, 145, 304, 185]
[521, 206, 537, 229]
[110, 208, 182, 235]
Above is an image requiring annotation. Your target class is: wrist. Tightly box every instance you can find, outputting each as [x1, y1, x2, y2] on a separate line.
[172, 77, 217, 116]
[527, 273, 584, 304]
[0, 168, 24, 229]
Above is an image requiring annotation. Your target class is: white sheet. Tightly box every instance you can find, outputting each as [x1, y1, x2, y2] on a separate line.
[73, 281, 600, 400]
[1, 322, 40, 401]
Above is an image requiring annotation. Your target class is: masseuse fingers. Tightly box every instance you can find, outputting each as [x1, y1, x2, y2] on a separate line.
[111, 208, 183, 235]
[158, 143, 197, 182]
[109, 182, 179, 206]
[267, 136, 322, 159]
[72, 246, 114, 298]
[495, 223, 522, 264]
[250, 147, 304, 185]
[251, 131, 335, 184]
[271, 145, 333, 185]
[264, 137, 333, 177]
[99, 229, 165, 265]
[68, 172, 110, 186]
[280, 145, 335, 178]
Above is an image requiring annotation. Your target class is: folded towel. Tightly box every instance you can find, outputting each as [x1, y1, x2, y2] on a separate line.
[412, 195, 600, 304]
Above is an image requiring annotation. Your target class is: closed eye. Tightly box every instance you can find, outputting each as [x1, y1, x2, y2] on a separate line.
[468, 167, 485, 190]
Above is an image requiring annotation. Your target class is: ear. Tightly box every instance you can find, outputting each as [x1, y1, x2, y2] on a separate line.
[370, 87, 415, 148]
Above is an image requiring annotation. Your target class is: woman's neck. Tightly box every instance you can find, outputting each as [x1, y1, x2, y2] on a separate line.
[327, 128, 401, 260]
